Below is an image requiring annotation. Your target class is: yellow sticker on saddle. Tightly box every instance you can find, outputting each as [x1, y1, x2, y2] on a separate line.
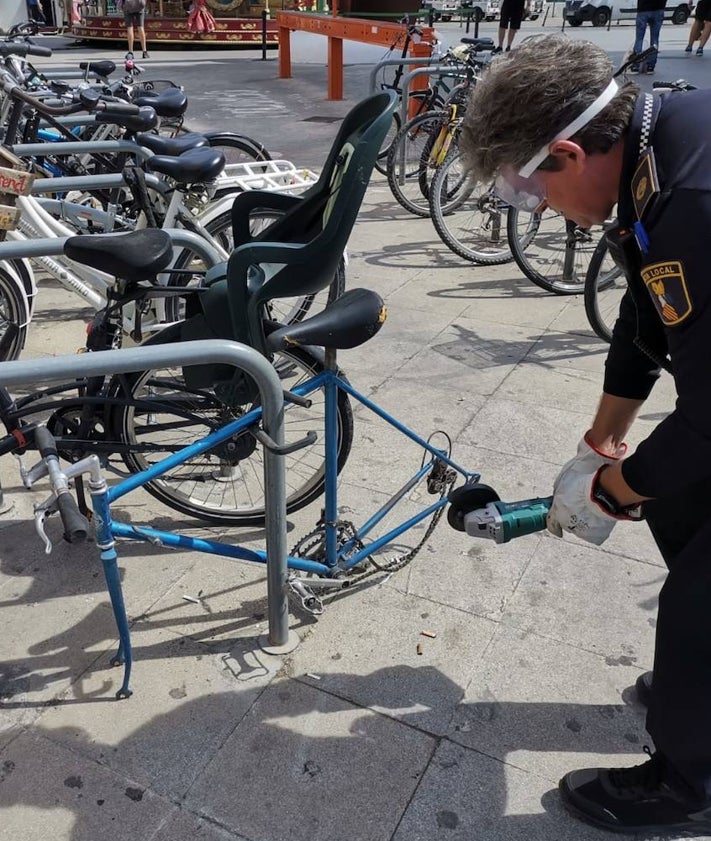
[631, 149, 660, 221]
[642, 261, 692, 326]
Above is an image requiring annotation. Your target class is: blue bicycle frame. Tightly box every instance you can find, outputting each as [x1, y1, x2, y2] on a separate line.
[88, 354, 479, 697]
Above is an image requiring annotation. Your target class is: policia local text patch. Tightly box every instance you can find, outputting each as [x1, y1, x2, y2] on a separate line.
[642, 261, 692, 327]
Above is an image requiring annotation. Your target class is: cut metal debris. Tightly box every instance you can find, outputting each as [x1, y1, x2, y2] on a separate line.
[181, 595, 201, 604]
[420, 630, 437, 638]
[416, 643, 423, 655]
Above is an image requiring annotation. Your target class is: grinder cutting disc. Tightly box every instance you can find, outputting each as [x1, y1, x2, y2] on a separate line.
[447, 483, 500, 532]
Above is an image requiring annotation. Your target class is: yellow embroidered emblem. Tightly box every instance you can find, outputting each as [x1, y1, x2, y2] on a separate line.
[635, 176, 648, 202]
[641, 261, 692, 326]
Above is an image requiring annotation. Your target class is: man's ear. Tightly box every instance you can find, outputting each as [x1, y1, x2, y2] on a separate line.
[549, 139, 587, 173]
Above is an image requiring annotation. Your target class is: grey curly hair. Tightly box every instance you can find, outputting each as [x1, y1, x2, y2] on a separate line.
[460, 35, 639, 182]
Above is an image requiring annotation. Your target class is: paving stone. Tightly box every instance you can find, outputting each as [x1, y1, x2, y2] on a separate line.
[187, 677, 436, 841]
[500, 537, 660, 663]
[35, 627, 274, 798]
[448, 623, 650, 782]
[0, 730, 172, 841]
[285, 584, 497, 735]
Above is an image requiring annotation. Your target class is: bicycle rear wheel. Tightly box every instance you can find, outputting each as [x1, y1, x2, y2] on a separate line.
[429, 152, 512, 264]
[0, 263, 30, 361]
[507, 208, 600, 295]
[584, 236, 627, 342]
[112, 323, 354, 525]
[386, 111, 445, 217]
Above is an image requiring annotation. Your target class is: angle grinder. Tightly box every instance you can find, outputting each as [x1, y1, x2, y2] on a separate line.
[447, 483, 553, 544]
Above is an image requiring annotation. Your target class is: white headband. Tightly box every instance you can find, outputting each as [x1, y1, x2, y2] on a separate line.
[518, 78, 619, 178]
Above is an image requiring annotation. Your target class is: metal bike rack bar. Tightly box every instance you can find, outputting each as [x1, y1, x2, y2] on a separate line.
[12, 139, 153, 162]
[0, 228, 224, 269]
[399, 65, 468, 126]
[368, 55, 443, 94]
[0, 340, 293, 650]
[28, 171, 167, 195]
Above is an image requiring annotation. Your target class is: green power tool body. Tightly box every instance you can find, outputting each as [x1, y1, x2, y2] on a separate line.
[447, 483, 553, 544]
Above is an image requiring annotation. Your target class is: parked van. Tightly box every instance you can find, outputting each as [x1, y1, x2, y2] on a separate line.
[485, 0, 544, 20]
[422, 0, 488, 20]
[564, 0, 692, 26]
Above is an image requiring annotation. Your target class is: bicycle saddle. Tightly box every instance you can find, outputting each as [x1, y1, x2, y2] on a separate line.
[95, 105, 158, 133]
[79, 60, 116, 77]
[266, 288, 386, 353]
[145, 147, 225, 183]
[136, 131, 208, 156]
[63, 229, 174, 281]
[132, 87, 188, 118]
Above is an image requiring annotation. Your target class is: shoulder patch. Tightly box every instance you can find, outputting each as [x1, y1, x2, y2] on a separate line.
[631, 149, 659, 221]
[641, 261, 692, 327]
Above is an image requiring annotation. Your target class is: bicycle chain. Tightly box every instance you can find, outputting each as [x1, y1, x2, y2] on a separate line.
[289, 456, 458, 596]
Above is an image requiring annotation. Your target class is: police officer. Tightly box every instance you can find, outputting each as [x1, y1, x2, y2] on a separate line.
[461, 34, 711, 835]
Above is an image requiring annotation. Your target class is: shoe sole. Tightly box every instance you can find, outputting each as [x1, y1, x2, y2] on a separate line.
[559, 779, 711, 835]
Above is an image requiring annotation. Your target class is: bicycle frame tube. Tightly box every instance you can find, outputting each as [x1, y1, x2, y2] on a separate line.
[101, 365, 478, 578]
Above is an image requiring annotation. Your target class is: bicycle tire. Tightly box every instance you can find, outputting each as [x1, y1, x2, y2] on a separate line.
[0, 263, 30, 361]
[507, 207, 600, 295]
[170, 209, 346, 325]
[583, 236, 627, 343]
[429, 151, 512, 264]
[111, 322, 354, 525]
[386, 111, 445, 217]
[204, 132, 272, 164]
[374, 109, 402, 177]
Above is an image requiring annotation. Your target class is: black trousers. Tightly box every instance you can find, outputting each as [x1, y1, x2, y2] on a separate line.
[643, 475, 711, 798]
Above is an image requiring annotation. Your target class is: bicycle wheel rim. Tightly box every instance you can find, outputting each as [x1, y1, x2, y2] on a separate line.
[584, 239, 626, 343]
[508, 208, 600, 295]
[114, 327, 353, 525]
[0, 265, 30, 361]
[387, 112, 446, 217]
[429, 154, 512, 264]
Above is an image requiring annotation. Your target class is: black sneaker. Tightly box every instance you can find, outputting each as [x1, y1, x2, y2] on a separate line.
[492, 46, 502, 54]
[142, 50, 150, 58]
[635, 670, 653, 707]
[629, 64, 640, 74]
[559, 749, 711, 834]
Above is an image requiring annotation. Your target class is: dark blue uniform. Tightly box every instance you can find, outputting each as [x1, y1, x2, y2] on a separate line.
[604, 88, 711, 797]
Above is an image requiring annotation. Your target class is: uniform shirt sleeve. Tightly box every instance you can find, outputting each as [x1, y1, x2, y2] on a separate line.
[620, 189, 711, 497]
[603, 282, 665, 400]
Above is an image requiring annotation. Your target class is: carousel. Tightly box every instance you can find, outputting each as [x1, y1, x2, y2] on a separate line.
[70, 0, 280, 46]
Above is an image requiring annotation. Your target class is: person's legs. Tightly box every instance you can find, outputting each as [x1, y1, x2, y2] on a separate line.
[137, 25, 148, 54]
[496, 24, 506, 49]
[633, 11, 647, 57]
[646, 9, 664, 69]
[697, 19, 711, 51]
[126, 24, 135, 53]
[559, 477, 711, 832]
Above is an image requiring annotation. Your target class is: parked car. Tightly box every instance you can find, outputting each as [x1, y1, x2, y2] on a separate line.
[422, 0, 486, 21]
[564, 0, 692, 26]
[485, 0, 544, 20]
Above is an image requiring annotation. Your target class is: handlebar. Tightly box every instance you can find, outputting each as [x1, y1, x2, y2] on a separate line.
[0, 68, 141, 117]
[614, 45, 656, 77]
[33, 426, 89, 544]
[0, 41, 52, 58]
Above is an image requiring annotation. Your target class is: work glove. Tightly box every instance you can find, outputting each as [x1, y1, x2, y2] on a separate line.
[547, 434, 635, 546]
[553, 432, 627, 490]
[546, 466, 619, 545]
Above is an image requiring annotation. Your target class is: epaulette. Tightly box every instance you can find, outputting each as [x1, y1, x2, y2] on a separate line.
[631, 147, 660, 222]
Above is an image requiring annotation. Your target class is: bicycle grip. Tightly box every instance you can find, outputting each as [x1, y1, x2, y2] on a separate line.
[27, 44, 53, 58]
[56, 492, 89, 544]
[98, 99, 141, 117]
[34, 425, 58, 459]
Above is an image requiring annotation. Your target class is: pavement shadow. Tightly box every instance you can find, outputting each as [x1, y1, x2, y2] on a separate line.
[0, 662, 657, 841]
